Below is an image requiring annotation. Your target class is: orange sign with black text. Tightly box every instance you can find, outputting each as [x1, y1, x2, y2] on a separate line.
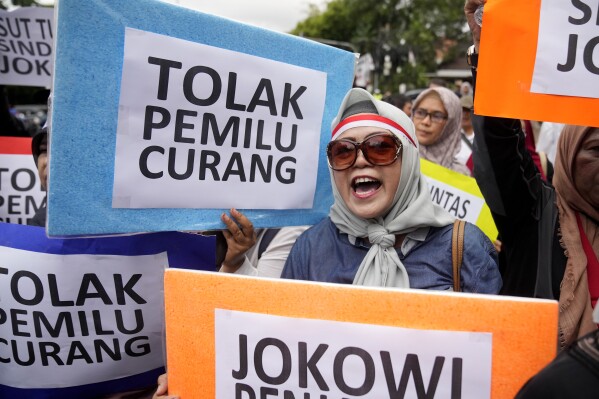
[164, 270, 558, 399]
[476, 0, 599, 127]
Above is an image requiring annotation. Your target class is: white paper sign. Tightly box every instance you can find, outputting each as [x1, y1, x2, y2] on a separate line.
[0, 7, 54, 87]
[215, 309, 492, 399]
[0, 247, 167, 388]
[0, 154, 46, 224]
[424, 176, 485, 223]
[113, 28, 327, 209]
[531, 0, 599, 99]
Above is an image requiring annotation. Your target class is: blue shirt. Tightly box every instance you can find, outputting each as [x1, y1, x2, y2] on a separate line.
[282, 218, 502, 294]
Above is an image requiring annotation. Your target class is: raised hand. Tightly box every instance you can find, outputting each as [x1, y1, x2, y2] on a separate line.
[464, 0, 486, 51]
[220, 208, 257, 273]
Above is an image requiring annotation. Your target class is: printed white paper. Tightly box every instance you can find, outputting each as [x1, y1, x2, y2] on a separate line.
[531, 0, 599, 98]
[0, 154, 46, 224]
[215, 309, 492, 399]
[424, 176, 485, 223]
[0, 7, 54, 87]
[0, 247, 167, 388]
[113, 28, 327, 209]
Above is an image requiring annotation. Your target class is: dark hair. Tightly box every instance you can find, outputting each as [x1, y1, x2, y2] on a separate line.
[383, 94, 411, 110]
[31, 127, 48, 166]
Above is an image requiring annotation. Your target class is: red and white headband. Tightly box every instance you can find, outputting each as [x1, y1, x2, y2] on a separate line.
[331, 114, 416, 147]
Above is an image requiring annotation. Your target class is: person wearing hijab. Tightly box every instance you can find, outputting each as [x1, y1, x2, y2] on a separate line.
[281, 88, 501, 293]
[411, 87, 471, 175]
[460, 81, 473, 97]
[554, 126, 599, 345]
[151, 88, 502, 399]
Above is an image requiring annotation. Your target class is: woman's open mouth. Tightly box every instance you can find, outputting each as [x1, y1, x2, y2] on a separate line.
[352, 176, 381, 198]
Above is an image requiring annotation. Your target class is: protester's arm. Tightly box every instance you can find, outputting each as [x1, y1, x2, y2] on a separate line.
[476, 118, 543, 216]
[218, 208, 257, 273]
[464, 0, 485, 51]
[464, 0, 554, 298]
[464, 0, 543, 220]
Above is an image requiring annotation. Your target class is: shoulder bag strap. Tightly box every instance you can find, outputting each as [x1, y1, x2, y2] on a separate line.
[258, 228, 281, 259]
[452, 220, 466, 292]
[461, 133, 474, 150]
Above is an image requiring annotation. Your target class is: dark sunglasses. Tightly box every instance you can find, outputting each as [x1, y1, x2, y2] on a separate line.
[326, 133, 402, 171]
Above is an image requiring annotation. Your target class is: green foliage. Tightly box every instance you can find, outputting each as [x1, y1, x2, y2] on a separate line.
[1, 0, 46, 10]
[293, 0, 468, 92]
[13, 0, 42, 5]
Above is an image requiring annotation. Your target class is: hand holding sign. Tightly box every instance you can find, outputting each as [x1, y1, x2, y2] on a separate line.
[220, 208, 257, 273]
[152, 373, 177, 399]
[464, 0, 486, 51]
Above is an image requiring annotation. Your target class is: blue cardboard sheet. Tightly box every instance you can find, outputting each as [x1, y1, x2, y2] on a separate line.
[49, 0, 355, 236]
[0, 222, 215, 270]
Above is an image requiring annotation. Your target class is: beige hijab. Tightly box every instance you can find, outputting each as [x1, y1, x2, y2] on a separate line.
[553, 125, 599, 347]
[412, 87, 470, 176]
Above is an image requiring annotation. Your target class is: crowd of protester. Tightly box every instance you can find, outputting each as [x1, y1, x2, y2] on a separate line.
[2, 0, 598, 398]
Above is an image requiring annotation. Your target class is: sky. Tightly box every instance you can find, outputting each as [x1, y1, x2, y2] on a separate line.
[29, 0, 328, 33]
[156, 0, 328, 33]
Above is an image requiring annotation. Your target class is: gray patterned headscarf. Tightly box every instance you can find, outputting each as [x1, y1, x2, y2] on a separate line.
[329, 88, 454, 288]
[413, 87, 470, 175]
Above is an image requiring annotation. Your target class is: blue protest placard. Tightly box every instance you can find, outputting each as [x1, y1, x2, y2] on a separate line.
[0, 222, 215, 398]
[48, 0, 356, 236]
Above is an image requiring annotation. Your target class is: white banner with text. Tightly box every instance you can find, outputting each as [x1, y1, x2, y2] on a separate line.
[113, 27, 327, 209]
[0, 247, 167, 388]
[0, 7, 54, 87]
[531, 0, 599, 99]
[0, 137, 46, 224]
[215, 309, 492, 399]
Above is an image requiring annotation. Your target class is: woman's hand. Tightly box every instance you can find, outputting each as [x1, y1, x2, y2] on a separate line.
[493, 239, 502, 254]
[152, 373, 178, 399]
[464, 0, 486, 51]
[220, 208, 257, 273]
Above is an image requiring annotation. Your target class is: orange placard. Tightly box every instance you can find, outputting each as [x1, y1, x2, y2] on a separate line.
[476, 0, 599, 127]
[164, 270, 558, 399]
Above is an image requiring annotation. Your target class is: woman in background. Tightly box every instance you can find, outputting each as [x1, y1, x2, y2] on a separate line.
[412, 87, 470, 175]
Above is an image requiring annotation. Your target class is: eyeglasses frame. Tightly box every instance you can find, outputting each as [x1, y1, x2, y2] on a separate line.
[412, 108, 449, 124]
